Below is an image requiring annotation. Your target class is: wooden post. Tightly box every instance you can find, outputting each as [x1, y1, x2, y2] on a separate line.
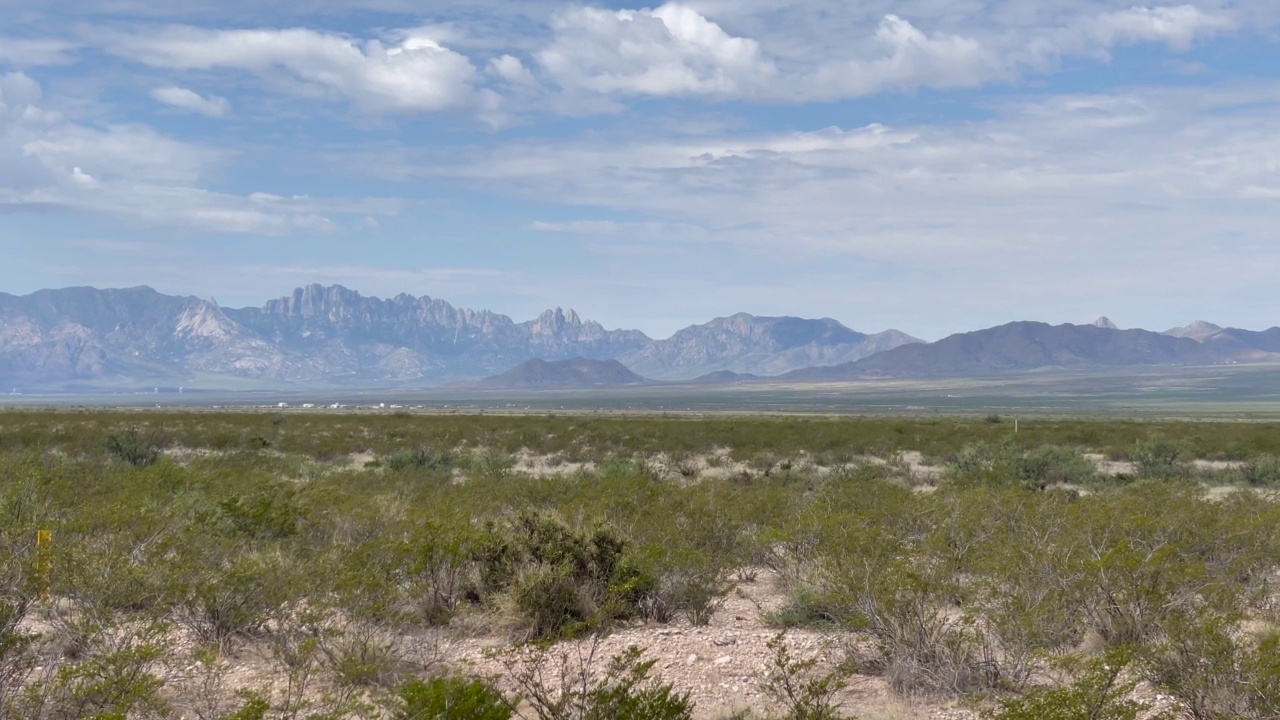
[36, 529, 51, 603]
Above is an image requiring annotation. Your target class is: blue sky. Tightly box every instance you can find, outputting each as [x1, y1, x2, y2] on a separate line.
[1, 0, 1278, 340]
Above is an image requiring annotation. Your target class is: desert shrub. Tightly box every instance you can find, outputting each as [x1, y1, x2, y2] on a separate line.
[1016, 446, 1098, 488]
[405, 520, 475, 626]
[514, 563, 592, 640]
[638, 553, 731, 626]
[319, 620, 407, 689]
[502, 643, 693, 720]
[176, 549, 301, 646]
[807, 514, 996, 694]
[469, 449, 514, 481]
[983, 647, 1158, 720]
[1239, 454, 1280, 486]
[395, 675, 511, 720]
[387, 447, 452, 472]
[14, 635, 171, 720]
[476, 512, 653, 640]
[1144, 603, 1280, 720]
[596, 456, 652, 481]
[630, 489, 741, 625]
[0, 574, 36, 712]
[765, 586, 842, 629]
[758, 632, 855, 720]
[104, 430, 159, 468]
[216, 482, 302, 540]
[947, 442, 1095, 490]
[1130, 435, 1191, 479]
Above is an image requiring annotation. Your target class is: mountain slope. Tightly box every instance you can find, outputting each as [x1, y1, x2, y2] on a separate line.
[1200, 327, 1280, 360]
[623, 313, 921, 380]
[478, 358, 648, 389]
[0, 286, 286, 386]
[784, 322, 1210, 380]
[1164, 321, 1224, 341]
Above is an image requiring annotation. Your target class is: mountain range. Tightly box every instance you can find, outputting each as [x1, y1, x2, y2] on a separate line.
[0, 285, 917, 390]
[1, 285, 1276, 392]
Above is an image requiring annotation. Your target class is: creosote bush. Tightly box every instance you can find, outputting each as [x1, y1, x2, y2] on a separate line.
[983, 647, 1161, 720]
[500, 642, 692, 720]
[758, 632, 856, 720]
[395, 675, 510, 720]
[104, 430, 160, 468]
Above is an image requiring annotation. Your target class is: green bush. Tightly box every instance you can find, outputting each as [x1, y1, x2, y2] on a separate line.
[395, 676, 511, 720]
[758, 633, 855, 720]
[503, 644, 692, 720]
[387, 447, 452, 472]
[1240, 454, 1280, 486]
[983, 647, 1159, 720]
[1131, 435, 1190, 479]
[477, 512, 654, 640]
[104, 430, 159, 468]
[947, 442, 1095, 490]
[1016, 446, 1097, 488]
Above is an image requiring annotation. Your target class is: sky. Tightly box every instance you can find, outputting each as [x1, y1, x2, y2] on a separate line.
[1, 0, 1278, 341]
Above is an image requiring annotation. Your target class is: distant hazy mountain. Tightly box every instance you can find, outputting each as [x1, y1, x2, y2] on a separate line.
[1199, 327, 1280, 359]
[1163, 321, 1280, 359]
[223, 284, 649, 383]
[686, 370, 761, 385]
[0, 286, 287, 388]
[1164, 321, 1225, 342]
[478, 358, 648, 389]
[1092, 316, 1119, 330]
[783, 322, 1221, 381]
[0, 285, 914, 390]
[622, 313, 921, 381]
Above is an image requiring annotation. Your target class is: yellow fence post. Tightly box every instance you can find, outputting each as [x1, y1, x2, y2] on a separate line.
[36, 529, 51, 603]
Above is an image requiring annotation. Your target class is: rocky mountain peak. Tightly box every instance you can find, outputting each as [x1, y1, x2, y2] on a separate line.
[1164, 320, 1225, 342]
[1092, 316, 1119, 330]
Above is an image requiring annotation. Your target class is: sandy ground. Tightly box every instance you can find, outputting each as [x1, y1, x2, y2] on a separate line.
[437, 570, 975, 720]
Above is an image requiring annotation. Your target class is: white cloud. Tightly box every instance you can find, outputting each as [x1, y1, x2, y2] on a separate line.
[805, 15, 1004, 99]
[0, 72, 396, 234]
[431, 81, 1280, 275]
[1092, 5, 1234, 50]
[0, 71, 44, 114]
[0, 37, 76, 67]
[69, 166, 98, 187]
[537, 3, 775, 98]
[489, 54, 538, 87]
[521, 3, 1240, 104]
[151, 86, 230, 117]
[112, 26, 481, 113]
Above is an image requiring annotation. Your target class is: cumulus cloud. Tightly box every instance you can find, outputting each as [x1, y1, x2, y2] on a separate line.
[804, 15, 1004, 99]
[151, 86, 230, 117]
[111, 26, 481, 113]
[536, 3, 775, 97]
[521, 3, 1238, 104]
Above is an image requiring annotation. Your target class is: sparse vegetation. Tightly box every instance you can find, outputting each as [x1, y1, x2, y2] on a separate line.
[2, 410, 1280, 717]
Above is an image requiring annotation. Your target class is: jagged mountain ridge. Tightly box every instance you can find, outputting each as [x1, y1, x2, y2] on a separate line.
[0, 284, 917, 389]
[621, 313, 921, 381]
